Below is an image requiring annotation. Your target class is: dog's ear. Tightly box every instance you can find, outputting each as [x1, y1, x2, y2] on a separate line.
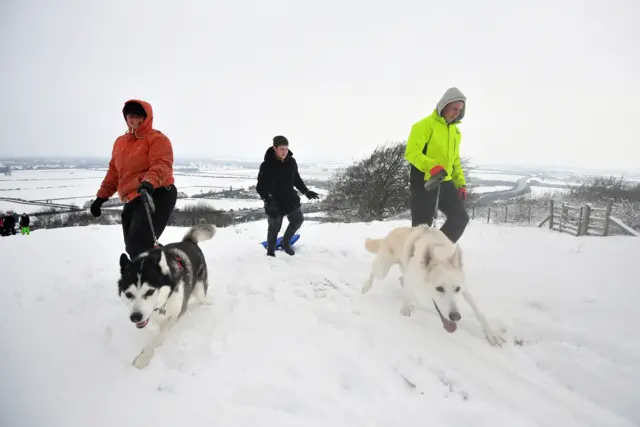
[451, 246, 463, 269]
[119, 253, 131, 270]
[423, 247, 433, 268]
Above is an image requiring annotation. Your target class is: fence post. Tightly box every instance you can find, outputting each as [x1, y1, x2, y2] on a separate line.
[559, 203, 569, 233]
[603, 199, 614, 236]
[487, 207, 491, 224]
[504, 206, 508, 223]
[548, 200, 554, 230]
[472, 206, 475, 219]
[528, 205, 532, 223]
[580, 204, 591, 236]
[576, 206, 584, 236]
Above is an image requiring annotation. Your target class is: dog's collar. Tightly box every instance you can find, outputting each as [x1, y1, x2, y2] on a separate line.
[174, 255, 185, 270]
[153, 244, 185, 270]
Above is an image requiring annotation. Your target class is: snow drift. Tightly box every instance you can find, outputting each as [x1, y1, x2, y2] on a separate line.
[0, 219, 638, 427]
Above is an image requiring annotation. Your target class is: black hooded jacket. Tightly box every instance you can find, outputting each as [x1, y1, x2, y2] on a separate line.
[256, 147, 309, 214]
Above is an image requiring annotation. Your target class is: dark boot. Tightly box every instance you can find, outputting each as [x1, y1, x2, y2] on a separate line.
[281, 232, 295, 256]
[281, 208, 303, 256]
[266, 237, 276, 257]
[266, 215, 283, 257]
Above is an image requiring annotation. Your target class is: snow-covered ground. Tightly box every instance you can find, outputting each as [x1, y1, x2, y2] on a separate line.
[529, 185, 571, 198]
[471, 186, 513, 194]
[175, 198, 266, 211]
[0, 168, 331, 213]
[0, 219, 638, 427]
[472, 171, 527, 182]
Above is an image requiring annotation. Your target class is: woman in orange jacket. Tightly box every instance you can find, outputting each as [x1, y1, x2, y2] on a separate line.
[90, 100, 177, 258]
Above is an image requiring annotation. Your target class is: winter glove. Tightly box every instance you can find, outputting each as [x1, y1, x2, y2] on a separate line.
[305, 190, 319, 200]
[90, 197, 108, 218]
[458, 186, 467, 200]
[137, 181, 155, 195]
[424, 165, 447, 191]
[263, 197, 279, 217]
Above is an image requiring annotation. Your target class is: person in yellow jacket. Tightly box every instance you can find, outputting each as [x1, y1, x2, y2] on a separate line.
[404, 87, 470, 243]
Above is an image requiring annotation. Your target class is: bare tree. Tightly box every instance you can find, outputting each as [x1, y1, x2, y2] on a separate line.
[322, 141, 475, 222]
[570, 175, 640, 202]
[321, 142, 410, 222]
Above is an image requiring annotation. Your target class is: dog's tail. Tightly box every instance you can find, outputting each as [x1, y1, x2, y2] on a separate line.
[183, 224, 216, 244]
[364, 238, 383, 254]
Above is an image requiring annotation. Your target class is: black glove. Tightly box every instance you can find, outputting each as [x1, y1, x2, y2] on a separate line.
[137, 181, 155, 195]
[263, 198, 279, 217]
[90, 197, 108, 218]
[305, 190, 319, 200]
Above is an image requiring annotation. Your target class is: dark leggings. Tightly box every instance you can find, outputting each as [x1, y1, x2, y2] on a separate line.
[410, 180, 469, 243]
[121, 185, 177, 258]
[266, 207, 304, 249]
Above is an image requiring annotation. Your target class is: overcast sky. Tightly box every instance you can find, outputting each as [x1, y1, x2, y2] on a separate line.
[1, 0, 638, 172]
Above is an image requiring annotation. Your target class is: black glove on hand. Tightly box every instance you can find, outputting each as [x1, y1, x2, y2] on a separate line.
[90, 197, 108, 218]
[137, 181, 155, 195]
[305, 190, 319, 200]
[263, 198, 279, 217]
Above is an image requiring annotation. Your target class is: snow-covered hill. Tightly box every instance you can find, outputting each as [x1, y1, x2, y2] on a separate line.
[0, 219, 638, 427]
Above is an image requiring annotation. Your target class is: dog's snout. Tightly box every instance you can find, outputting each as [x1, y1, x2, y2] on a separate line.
[449, 311, 461, 322]
[130, 312, 143, 323]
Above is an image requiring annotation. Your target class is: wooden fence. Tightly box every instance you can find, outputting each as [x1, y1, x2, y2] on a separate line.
[467, 198, 635, 237]
[468, 202, 548, 225]
[537, 199, 614, 236]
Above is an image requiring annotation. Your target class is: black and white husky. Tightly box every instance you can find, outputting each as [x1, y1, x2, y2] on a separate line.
[118, 223, 216, 369]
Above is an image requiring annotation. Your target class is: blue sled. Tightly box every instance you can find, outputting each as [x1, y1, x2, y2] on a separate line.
[260, 233, 300, 250]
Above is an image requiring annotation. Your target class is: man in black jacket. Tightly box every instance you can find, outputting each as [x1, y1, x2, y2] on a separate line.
[256, 135, 319, 256]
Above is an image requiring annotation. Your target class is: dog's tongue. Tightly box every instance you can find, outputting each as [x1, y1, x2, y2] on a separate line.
[442, 318, 457, 333]
[433, 300, 457, 334]
[136, 318, 149, 329]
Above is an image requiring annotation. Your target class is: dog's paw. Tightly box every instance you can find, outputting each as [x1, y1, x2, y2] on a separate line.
[133, 350, 154, 369]
[400, 304, 414, 317]
[484, 328, 507, 347]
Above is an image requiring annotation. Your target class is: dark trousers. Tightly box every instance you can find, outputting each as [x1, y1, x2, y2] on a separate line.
[266, 207, 304, 250]
[121, 184, 177, 258]
[410, 180, 469, 243]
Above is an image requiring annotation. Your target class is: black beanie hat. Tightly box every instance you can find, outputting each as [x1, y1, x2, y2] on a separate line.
[273, 135, 289, 147]
[122, 101, 147, 118]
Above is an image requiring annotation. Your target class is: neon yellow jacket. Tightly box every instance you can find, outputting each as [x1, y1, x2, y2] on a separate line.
[405, 87, 467, 188]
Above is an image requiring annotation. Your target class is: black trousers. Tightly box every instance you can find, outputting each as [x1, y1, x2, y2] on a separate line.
[121, 184, 177, 258]
[410, 180, 469, 243]
[266, 207, 304, 250]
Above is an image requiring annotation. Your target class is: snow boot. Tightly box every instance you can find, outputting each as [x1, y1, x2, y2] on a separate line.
[281, 228, 296, 256]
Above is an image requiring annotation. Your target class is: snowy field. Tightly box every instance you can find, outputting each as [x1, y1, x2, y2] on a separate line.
[175, 197, 325, 212]
[528, 185, 571, 198]
[175, 198, 266, 211]
[0, 167, 331, 213]
[472, 172, 527, 182]
[471, 186, 512, 194]
[0, 166, 632, 215]
[0, 219, 638, 427]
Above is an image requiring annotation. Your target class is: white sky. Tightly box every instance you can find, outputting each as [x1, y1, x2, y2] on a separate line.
[1, 0, 639, 172]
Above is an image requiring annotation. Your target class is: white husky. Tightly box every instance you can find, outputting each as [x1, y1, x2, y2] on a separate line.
[362, 225, 505, 346]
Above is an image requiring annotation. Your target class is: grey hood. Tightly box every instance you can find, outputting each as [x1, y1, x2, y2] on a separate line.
[435, 87, 466, 122]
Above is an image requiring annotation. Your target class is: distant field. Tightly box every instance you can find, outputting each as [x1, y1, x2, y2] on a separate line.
[0, 167, 333, 214]
[0, 165, 633, 215]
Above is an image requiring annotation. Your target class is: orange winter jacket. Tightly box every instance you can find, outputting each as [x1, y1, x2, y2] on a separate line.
[97, 100, 175, 203]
